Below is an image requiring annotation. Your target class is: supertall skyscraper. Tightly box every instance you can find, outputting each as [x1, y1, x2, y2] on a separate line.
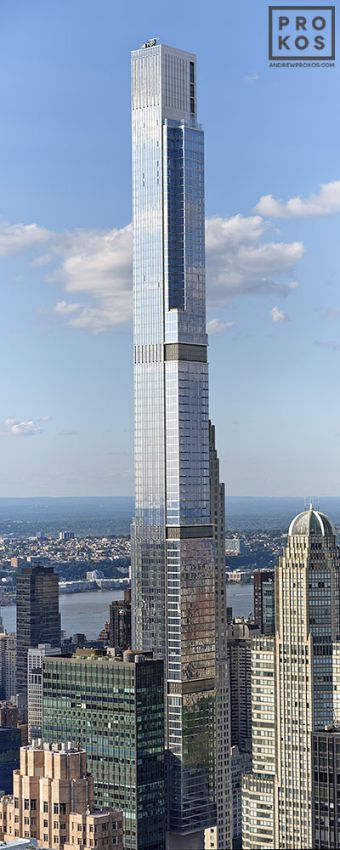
[242, 506, 340, 849]
[131, 41, 231, 849]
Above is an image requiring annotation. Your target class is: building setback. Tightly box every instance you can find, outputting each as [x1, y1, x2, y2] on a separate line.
[131, 40, 231, 849]
[242, 507, 340, 849]
[42, 649, 165, 850]
[0, 741, 123, 849]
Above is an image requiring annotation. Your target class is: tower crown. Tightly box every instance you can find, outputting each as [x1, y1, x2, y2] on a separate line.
[288, 504, 335, 537]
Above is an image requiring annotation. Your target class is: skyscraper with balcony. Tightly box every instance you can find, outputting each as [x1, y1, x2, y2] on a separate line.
[131, 41, 230, 849]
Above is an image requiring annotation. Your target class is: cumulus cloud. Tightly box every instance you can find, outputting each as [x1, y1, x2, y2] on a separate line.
[205, 215, 303, 306]
[207, 319, 235, 334]
[2, 417, 43, 436]
[0, 222, 53, 255]
[271, 306, 287, 323]
[0, 216, 304, 333]
[256, 180, 340, 219]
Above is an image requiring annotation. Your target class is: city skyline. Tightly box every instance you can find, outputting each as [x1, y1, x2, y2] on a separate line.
[1, 0, 340, 499]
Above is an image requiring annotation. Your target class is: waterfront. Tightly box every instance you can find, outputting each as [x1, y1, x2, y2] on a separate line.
[1, 584, 253, 638]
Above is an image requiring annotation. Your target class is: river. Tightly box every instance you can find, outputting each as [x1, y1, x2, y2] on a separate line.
[1, 584, 253, 639]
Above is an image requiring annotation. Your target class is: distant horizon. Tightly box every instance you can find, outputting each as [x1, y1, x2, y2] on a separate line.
[0, 495, 339, 501]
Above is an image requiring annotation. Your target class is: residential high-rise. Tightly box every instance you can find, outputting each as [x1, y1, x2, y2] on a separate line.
[228, 618, 259, 752]
[27, 644, 61, 742]
[131, 40, 230, 850]
[0, 631, 17, 703]
[0, 741, 123, 849]
[312, 728, 340, 849]
[242, 507, 340, 850]
[253, 570, 275, 635]
[109, 589, 131, 649]
[42, 649, 165, 850]
[16, 564, 60, 715]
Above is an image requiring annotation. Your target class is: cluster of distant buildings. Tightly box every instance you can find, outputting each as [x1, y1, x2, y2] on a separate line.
[0, 534, 131, 606]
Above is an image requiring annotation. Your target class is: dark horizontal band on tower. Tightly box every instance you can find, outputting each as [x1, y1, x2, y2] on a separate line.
[164, 343, 207, 363]
[166, 525, 213, 539]
[168, 678, 215, 695]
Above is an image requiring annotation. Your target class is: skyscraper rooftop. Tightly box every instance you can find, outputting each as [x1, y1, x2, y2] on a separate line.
[288, 504, 335, 537]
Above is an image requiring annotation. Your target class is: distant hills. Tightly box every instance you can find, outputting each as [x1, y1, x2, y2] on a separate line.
[0, 496, 339, 536]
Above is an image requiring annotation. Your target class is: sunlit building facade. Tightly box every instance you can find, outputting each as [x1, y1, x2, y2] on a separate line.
[131, 41, 231, 849]
[242, 507, 340, 849]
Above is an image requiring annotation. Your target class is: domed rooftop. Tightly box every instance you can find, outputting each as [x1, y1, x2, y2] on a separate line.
[288, 504, 335, 537]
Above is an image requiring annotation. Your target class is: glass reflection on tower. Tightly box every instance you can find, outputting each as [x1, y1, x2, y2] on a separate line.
[131, 41, 231, 848]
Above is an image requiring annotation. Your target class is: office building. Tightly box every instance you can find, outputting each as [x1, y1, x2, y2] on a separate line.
[253, 570, 275, 635]
[0, 701, 19, 728]
[16, 564, 60, 715]
[0, 632, 17, 703]
[0, 741, 123, 849]
[242, 507, 340, 850]
[43, 649, 165, 850]
[131, 40, 230, 849]
[228, 619, 259, 753]
[0, 727, 20, 794]
[27, 644, 61, 742]
[313, 727, 340, 849]
[109, 589, 131, 649]
[225, 539, 242, 556]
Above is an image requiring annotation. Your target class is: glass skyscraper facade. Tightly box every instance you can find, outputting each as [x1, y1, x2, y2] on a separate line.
[16, 563, 60, 717]
[131, 42, 231, 849]
[42, 650, 165, 850]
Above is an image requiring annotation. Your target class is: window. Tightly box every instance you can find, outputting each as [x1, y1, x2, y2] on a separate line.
[31, 799, 37, 811]
[24, 799, 29, 810]
[54, 804, 59, 814]
[44, 802, 49, 813]
[60, 803, 66, 815]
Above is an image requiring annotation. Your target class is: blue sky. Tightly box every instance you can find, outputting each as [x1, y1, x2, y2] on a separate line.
[1, 0, 340, 497]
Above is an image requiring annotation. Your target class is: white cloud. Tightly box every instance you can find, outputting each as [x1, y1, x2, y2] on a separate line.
[0, 222, 53, 255]
[2, 418, 43, 436]
[256, 180, 340, 218]
[271, 306, 287, 323]
[54, 300, 80, 315]
[207, 319, 235, 334]
[0, 215, 304, 333]
[244, 71, 260, 83]
[206, 215, 303, 305]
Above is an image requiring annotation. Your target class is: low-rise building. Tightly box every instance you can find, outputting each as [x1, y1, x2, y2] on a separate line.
[0, 741, 123, 849]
